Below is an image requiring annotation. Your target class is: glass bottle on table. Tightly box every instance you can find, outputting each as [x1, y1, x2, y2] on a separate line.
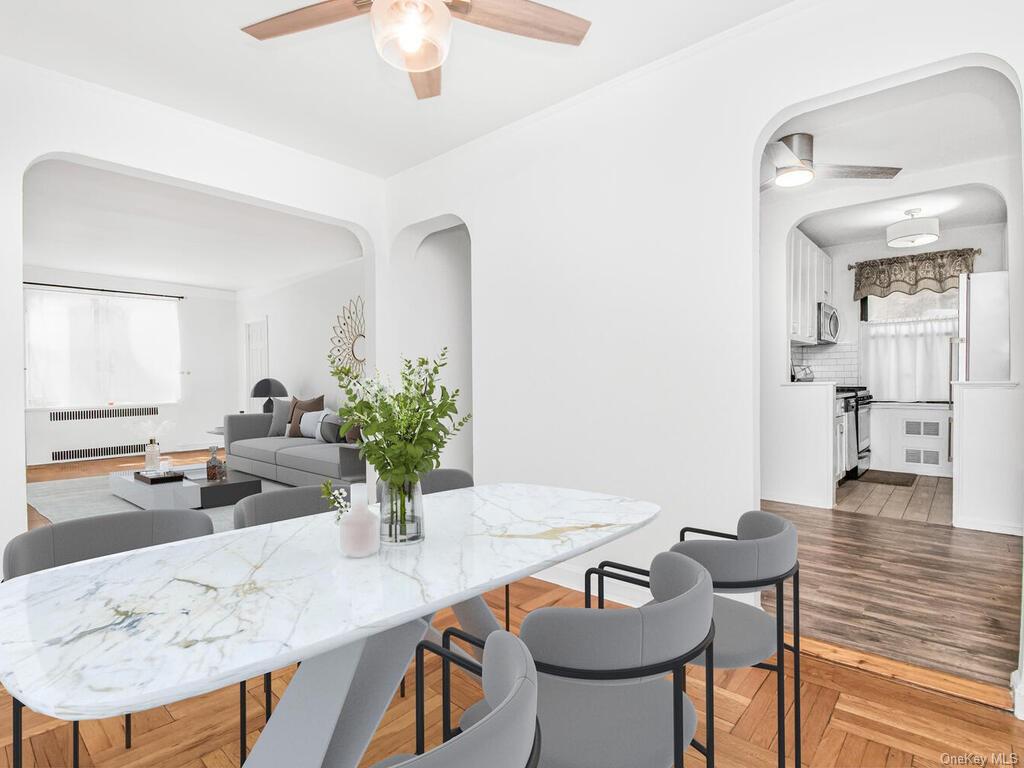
[144, 438, 161, 471]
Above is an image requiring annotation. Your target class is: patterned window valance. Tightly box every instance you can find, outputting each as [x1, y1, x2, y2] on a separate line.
[850, 248, 978, 301]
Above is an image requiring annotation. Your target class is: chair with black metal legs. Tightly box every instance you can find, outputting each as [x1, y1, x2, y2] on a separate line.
[3, 508, 214, 768]
[669, 510, 800, 768]
[232, 483, 332, 763]
[368, 630, 540, 768]
[461, 551, 715, 768]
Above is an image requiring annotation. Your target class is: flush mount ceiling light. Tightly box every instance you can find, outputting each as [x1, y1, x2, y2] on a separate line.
[242, 0, 591, 100]
[371, 0, 452, 73]
[886, 208, 941, 248]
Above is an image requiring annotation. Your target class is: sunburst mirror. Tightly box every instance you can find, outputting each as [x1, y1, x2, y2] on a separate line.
[330, 296, 367, 376]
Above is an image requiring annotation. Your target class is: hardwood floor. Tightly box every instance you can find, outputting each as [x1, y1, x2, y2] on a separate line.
[762, 499, 1021, 689]
[835, 474, 952, 527]
[1, 579, 1023, 767]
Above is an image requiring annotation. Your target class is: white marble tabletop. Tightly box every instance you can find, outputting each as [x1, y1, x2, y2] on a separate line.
[0, 483, 658, 719]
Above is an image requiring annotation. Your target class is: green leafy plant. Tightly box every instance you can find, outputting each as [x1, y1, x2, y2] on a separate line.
[328, 347, 471, 537]
[321, 480, 351, 523]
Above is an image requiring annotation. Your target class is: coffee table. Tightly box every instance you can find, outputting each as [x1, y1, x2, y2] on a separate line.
[109, 463, 262, 510]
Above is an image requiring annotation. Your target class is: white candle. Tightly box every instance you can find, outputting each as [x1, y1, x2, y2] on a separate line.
[339, 483, 379, 558]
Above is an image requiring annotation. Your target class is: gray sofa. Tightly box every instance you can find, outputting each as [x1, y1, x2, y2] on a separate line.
[224, 413, 366, 487]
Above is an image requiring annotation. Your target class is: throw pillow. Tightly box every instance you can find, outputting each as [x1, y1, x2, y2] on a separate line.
[287, 395, 325, 437]
[268, 398, 292, 437]
[320, 413, 343, 444]
[345, 423, 361, 443]
[299, 409, 328, 439]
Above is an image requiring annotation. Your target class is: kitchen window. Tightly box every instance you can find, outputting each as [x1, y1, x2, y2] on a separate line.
[24, 285, 182, 408]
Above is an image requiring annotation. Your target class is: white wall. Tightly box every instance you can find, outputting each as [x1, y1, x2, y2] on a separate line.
[0, 52, 384, 549]
[381, 2, 1024, 607]
[22, 266, 237, 462]
[237, 259, 366, 412]
[390, 225, 473, 473]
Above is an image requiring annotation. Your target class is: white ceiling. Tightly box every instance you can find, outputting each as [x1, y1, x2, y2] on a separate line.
[0, 0, 793, 176]
[799, 184, 1008, 247]
[23, 159, 362, 290]
[760, 66, 1022, 193]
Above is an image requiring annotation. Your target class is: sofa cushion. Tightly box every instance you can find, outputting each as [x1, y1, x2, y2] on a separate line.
[231, 437, 318, 464]
[277, 443, 362, 479]
[320, 413, 343, 443]
[288, 395, 325, 437]
[268, 399, 292, 437]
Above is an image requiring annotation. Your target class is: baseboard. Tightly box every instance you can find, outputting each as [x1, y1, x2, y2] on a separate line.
[954, 516, 1023, 537]
[1013, 669, 1024, 719]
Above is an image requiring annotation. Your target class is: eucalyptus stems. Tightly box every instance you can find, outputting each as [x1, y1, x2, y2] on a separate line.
[329, 347, 471, 541]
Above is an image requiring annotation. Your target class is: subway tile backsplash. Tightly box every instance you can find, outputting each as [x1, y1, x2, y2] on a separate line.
[792, 342, 860, 385]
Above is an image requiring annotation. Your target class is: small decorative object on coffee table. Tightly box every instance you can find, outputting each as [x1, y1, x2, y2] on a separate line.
[330, 347, 471, 546]
[325, 481, 378, 558]
[144, 438, 161, 470]
[206, 446, 226, 481]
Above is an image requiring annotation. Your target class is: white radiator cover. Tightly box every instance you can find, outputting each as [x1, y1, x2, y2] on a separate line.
[25, 404, 208, 465]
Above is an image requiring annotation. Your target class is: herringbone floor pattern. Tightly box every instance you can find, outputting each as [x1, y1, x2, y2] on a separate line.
[0, 577, 1022, 767]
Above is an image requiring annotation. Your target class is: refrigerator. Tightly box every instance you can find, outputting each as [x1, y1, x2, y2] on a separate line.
[957, 271, 1011, 384]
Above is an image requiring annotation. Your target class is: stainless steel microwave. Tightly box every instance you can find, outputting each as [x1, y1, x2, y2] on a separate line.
[817, 302, 840, 344]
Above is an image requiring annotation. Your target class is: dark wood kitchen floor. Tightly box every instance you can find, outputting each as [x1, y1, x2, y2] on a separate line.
[761, 499, 1021, 689]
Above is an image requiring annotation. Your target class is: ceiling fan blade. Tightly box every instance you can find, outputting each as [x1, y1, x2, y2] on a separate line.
[242, 0, 369, 40]
[451, 0, 591, 45]
[409, 67, 442, 100]
[815, 163, 902, 180]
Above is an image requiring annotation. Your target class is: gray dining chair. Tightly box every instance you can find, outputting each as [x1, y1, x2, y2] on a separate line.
[370, 630, 540, 768]
[233, 484, 331, 760]
[461, 551, 716, 768]
[3, 508, 214, 768]
[670, 511, 799, 768]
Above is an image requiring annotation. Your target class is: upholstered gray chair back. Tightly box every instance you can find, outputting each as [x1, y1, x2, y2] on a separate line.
[3, 509, 213, 580]
[376, 468, 474, 501]
[233, 484, 331, 529]
[520, 551, 712, 670]
[671, 510, 797, 589]
[383, 631, 538, 768]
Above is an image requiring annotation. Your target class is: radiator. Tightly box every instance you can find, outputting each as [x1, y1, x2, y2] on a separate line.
[51, 444, 149, 462]
[27, 406, 165, 465]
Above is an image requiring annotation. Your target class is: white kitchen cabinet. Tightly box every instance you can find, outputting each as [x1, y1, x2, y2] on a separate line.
[788, 228, 832, 345]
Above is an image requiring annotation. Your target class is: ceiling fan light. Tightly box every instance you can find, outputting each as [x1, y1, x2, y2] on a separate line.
[372, 0, 452, 73]
[886, 212, 940, 248]
[774, 164, 815, 188]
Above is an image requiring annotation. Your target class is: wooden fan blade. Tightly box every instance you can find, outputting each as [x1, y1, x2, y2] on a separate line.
[242, 0, 369, 40]
[409, 67, 442, 99]
[815, 163, 902, 180]
[451, 0, 591, 45]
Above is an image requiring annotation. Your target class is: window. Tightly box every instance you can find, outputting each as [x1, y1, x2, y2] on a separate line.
[24, 286, 181, 408]
[865, 288, 958, 322]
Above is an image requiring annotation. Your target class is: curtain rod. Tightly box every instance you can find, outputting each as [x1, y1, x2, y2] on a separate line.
[23, 281, 184, 300]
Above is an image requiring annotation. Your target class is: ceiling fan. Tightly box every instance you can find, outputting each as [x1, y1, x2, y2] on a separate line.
[243, 0, 591, 100]
[761, 133, 902, 191]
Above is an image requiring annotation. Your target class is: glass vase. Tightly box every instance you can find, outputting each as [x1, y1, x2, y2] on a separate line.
[380, 480, 424, 545]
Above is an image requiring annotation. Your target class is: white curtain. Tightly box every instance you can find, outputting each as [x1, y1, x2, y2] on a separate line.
[859, 317, 958, 402]
[24, 287, 182, 408]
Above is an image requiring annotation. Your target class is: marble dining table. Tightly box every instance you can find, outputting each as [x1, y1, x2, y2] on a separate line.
[0, 483, 659, 768]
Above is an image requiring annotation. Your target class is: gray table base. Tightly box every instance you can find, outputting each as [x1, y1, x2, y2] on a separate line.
[243, 595, 501, 768]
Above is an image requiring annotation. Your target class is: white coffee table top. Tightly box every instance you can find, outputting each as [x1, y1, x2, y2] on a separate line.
[0, 483, 658, 719]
